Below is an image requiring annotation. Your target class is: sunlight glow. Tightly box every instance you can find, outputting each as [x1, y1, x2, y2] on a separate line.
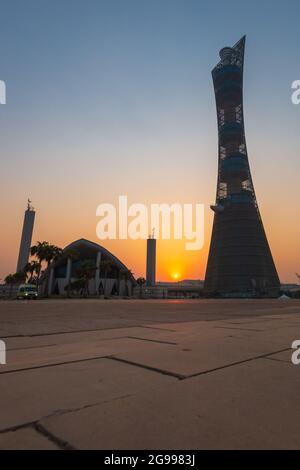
[172, 272, 180, 280]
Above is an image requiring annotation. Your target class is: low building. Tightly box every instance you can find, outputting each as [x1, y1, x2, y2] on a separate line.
[0, 284, 20, 298]
[134, 280, 204, 299]
[281, 284, 300, 297]
[40, 238, 135, 297]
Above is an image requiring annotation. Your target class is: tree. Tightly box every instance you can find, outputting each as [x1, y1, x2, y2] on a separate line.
[23, 261, 40, 283]
[30, 241, 50, 287]
[75, 260, 96, 298]
[4, 272, 26, 297]
[30, 241, 62, 294]
[4, 274, 15, 298]
[13, 271, 27, 284]
[136, 277, 146, 298]
[44, 244, 62, 267]
[64, 279, 85, 297]
[4, 274, 14, 284]
[43, 244, 62, 296]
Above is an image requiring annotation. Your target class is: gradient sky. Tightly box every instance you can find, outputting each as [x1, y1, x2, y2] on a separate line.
[0, 0, 299, 282]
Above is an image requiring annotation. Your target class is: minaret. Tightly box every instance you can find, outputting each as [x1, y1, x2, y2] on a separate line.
[146, 229, 156, 287]
[16, 199, 36, 273]
[204, 37, 280, 297]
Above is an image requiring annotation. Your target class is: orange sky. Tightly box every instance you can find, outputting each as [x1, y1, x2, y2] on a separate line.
[1, 187, 299, 284]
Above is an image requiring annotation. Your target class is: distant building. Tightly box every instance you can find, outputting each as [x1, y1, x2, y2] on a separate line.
[146, 233, 156, 286]
[134, 279, 204, 299]
[16, 200, 35, 273]
[40, 238, 135, 297]
[281, 284, 300, 296]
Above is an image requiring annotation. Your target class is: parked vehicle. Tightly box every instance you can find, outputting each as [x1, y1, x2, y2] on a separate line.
[17, 284, 38, 300]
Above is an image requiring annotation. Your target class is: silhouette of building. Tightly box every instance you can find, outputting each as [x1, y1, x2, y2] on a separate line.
[40, 239, 135, 297]
[134, 280, 204, 299]
[146, 233, 156, 286]
[204, 37, 280, 297]
[16, 200, 35, 273]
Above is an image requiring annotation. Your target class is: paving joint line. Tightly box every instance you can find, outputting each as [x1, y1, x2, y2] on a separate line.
[107, 356, 184, 380]
[182, 347, 292, 380]
[127, 336, 177, 345]
[0, 355, 111, 375]
[33, 422, 76, 450]
[0, 324, 177, 339]
[107, 348, 292, 382]
[0, 420, 37, 435]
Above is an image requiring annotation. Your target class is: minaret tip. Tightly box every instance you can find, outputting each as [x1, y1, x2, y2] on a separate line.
[27, 199, 34, 211]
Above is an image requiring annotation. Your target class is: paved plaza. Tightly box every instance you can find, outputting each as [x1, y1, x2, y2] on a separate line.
[0, 299, 300, 449]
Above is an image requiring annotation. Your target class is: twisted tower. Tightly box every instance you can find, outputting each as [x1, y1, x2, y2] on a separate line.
[204, 37, 280, 297]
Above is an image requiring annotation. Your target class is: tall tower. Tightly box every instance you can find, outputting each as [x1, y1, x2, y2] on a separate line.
[204, 37, 280, 297]
[16, 200, 35, 273]
[146, 231, 156, 287]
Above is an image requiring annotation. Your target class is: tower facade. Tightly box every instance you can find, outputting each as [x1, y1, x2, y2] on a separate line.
[204, 37, 280, 297]
[146, 234, 156, 287]
[16, 200, 35, 273]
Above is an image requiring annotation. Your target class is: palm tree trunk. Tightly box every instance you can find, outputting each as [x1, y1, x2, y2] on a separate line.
[36, 263, 42, 292]
[44, 262, 51, 298]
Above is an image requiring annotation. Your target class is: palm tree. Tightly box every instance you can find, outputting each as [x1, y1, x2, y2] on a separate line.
[44, 244, 62, 296]
[136, 277, 146, 298]
[23, 261, 40, 283]
[44, 244, 62, 267]
[30, 241, 50, 287]
[75, 260, 96, 298]
[30, 241, 62, 295]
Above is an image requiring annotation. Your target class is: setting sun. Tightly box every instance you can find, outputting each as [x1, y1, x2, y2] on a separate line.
[172, 273, 180, 281]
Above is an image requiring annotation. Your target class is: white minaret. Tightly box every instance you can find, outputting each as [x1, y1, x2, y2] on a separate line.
[146, 229, 156, 287]
[16, 199, 36, 273]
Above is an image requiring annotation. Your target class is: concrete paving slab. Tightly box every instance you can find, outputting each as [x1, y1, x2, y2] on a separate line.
[1, 299, 300, 449]
[0, 357, 176, 431]
[0, 337, 174, 373]
[1, 299, 299, 337]
[110, 334, 290, 378]
[0, 427, 59, 450]
[4, 326, 169, 350]
[38, 358, 300, 449]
